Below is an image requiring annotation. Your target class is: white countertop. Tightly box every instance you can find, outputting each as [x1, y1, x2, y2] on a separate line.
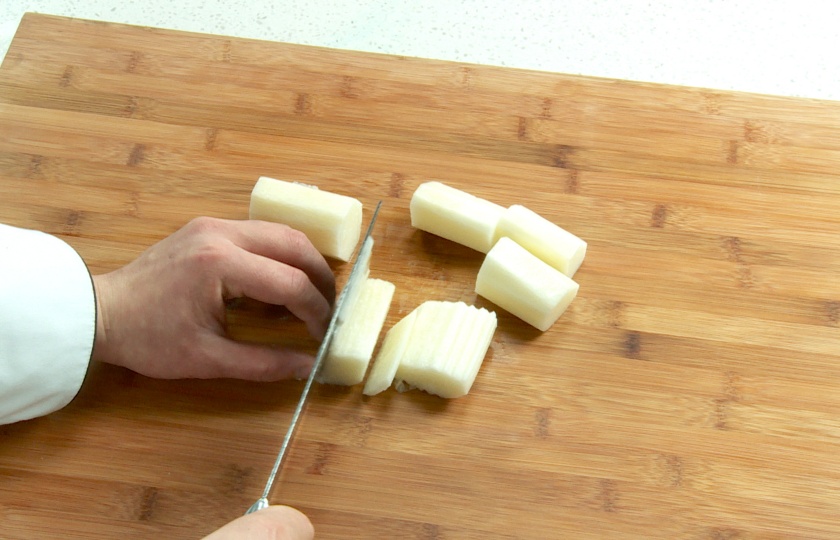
[2, 0, 840, 102]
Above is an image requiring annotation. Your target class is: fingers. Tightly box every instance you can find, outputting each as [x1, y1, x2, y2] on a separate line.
[201, 334, 315, 382]
[93, 217, 337, 382]
[258, 506, 315, 540]
[202, 505, 314, 540]
[227, 219, 336, 306]
[224, 249, 333, 339]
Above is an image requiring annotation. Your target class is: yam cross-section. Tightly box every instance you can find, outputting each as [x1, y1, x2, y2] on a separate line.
[2, 13, 840, 540]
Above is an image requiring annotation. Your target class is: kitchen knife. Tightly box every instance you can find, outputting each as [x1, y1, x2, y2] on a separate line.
[246, 201, 382, 515]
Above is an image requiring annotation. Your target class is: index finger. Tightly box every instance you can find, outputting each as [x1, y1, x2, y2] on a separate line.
[223, 249, 332, 339]
[224, 219, 336, 306]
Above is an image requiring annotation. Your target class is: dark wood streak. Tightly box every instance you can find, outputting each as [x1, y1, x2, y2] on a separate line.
[540, 97, 553, 119]
[126, 51, 142, 73]
[389, 172, 406, 198]
[221, 464, 253, 496]
[221, 40, 233, 62]
[598, 479, 618, 513]
[517, 117, 529, 141]
[651, 204, 667, 228]
[204, 128, 218, 151]
[825, 301, 840, 326]
[534, 407, 551, 438]
[421, 523, 442, 539]
[727, 140, 739, 164]
[295, 93, 312, 115]
[723, 236, 743, 263]
[28, 155, 44, 178]
[127, 143, 145, 166]
[623, 331, 642, 359]
[138, 486, 158, 521]
[63, 210, 83, 235]
[340, 75, 359, 99]
[549, 144, 574, 168]
[565, 170, 579, 194]
[306, 442, 337, 475]
[662, 454, 683, 487]
[59, 66, 74, 88]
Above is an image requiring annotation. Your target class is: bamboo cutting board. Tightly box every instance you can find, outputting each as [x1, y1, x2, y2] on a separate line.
[2, 13, 840, 539]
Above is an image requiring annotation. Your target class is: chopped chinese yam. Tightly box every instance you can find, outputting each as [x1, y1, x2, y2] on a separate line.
[249, 176, 362, 261]
[365, 301, 497, 398]
[319, 277, 395, 386]
[410, 181, 505, 253]
[493, 204, 586, 277]
[362, 310, 418, 397]
[476, 236, 579, 331]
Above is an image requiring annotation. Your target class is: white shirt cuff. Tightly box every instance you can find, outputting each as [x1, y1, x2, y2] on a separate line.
[0, 224, 95, 424]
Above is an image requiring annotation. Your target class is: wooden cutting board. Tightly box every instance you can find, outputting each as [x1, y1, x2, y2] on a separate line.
[2, 13, 840, 539]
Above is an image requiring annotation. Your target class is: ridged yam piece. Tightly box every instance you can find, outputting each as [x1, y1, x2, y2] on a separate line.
[249, 176, 363, 261]
[362, 310, 418, 397]
[410, 181, 505, 253]
[364, 300, 497, 398]
[493, 204, 586, 277]
[476, 237, 579, 332]
[319, 278, 395, 386]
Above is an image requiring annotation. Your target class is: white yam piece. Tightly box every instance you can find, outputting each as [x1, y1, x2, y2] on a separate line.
[493, 204, 586, 277]
[249, 176, 363, 261]
[476, 237, 579, 331]
[409, 181, 505, 253]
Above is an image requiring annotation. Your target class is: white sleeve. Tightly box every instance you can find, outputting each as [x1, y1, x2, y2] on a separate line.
[0, 223, 95, 424]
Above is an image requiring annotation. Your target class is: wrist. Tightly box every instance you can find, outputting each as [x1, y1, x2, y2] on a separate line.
[91, 274, 113, 366]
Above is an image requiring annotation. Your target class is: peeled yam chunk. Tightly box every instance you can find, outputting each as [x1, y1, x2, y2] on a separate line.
[249, 176, 363, 261]
[396, 301, 497, 398]
[365, 301, 497, 398]
[476, 237, 579, 332]
[319, 277, 395, 386]
[410, 181, 505, 253]
[362, 310, 418, 396]
[494, 204, 586, 277]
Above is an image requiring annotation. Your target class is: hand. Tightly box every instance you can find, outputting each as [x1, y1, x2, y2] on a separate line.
[91, 217, 335, 381]
[202, 506, 314, 540]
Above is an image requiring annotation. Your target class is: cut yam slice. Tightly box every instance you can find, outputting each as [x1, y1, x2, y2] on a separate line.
[319, 278, 395, 386]
[362, 310, 418, 396]
[365, 301, 497, 398]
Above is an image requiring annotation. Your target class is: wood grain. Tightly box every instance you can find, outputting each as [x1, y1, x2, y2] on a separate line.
[2, 13, 840, 539]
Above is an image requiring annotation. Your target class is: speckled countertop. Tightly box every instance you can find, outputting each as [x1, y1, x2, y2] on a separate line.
[2, 0, 840, 101]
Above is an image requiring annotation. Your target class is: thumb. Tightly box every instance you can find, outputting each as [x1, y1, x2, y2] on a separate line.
[202, 505, 314, 540]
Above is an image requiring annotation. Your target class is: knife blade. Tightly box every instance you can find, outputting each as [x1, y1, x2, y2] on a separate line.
[246, 200, 383, 514]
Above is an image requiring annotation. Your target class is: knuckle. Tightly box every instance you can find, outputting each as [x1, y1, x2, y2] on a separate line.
[189, 239, 231, 270]
[181, 350, 206, 375]
[185, 215, 223, 234]
[284, 267, 310, 297]
[251, 358, 281, 382]
[284, 227, 314, 254]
